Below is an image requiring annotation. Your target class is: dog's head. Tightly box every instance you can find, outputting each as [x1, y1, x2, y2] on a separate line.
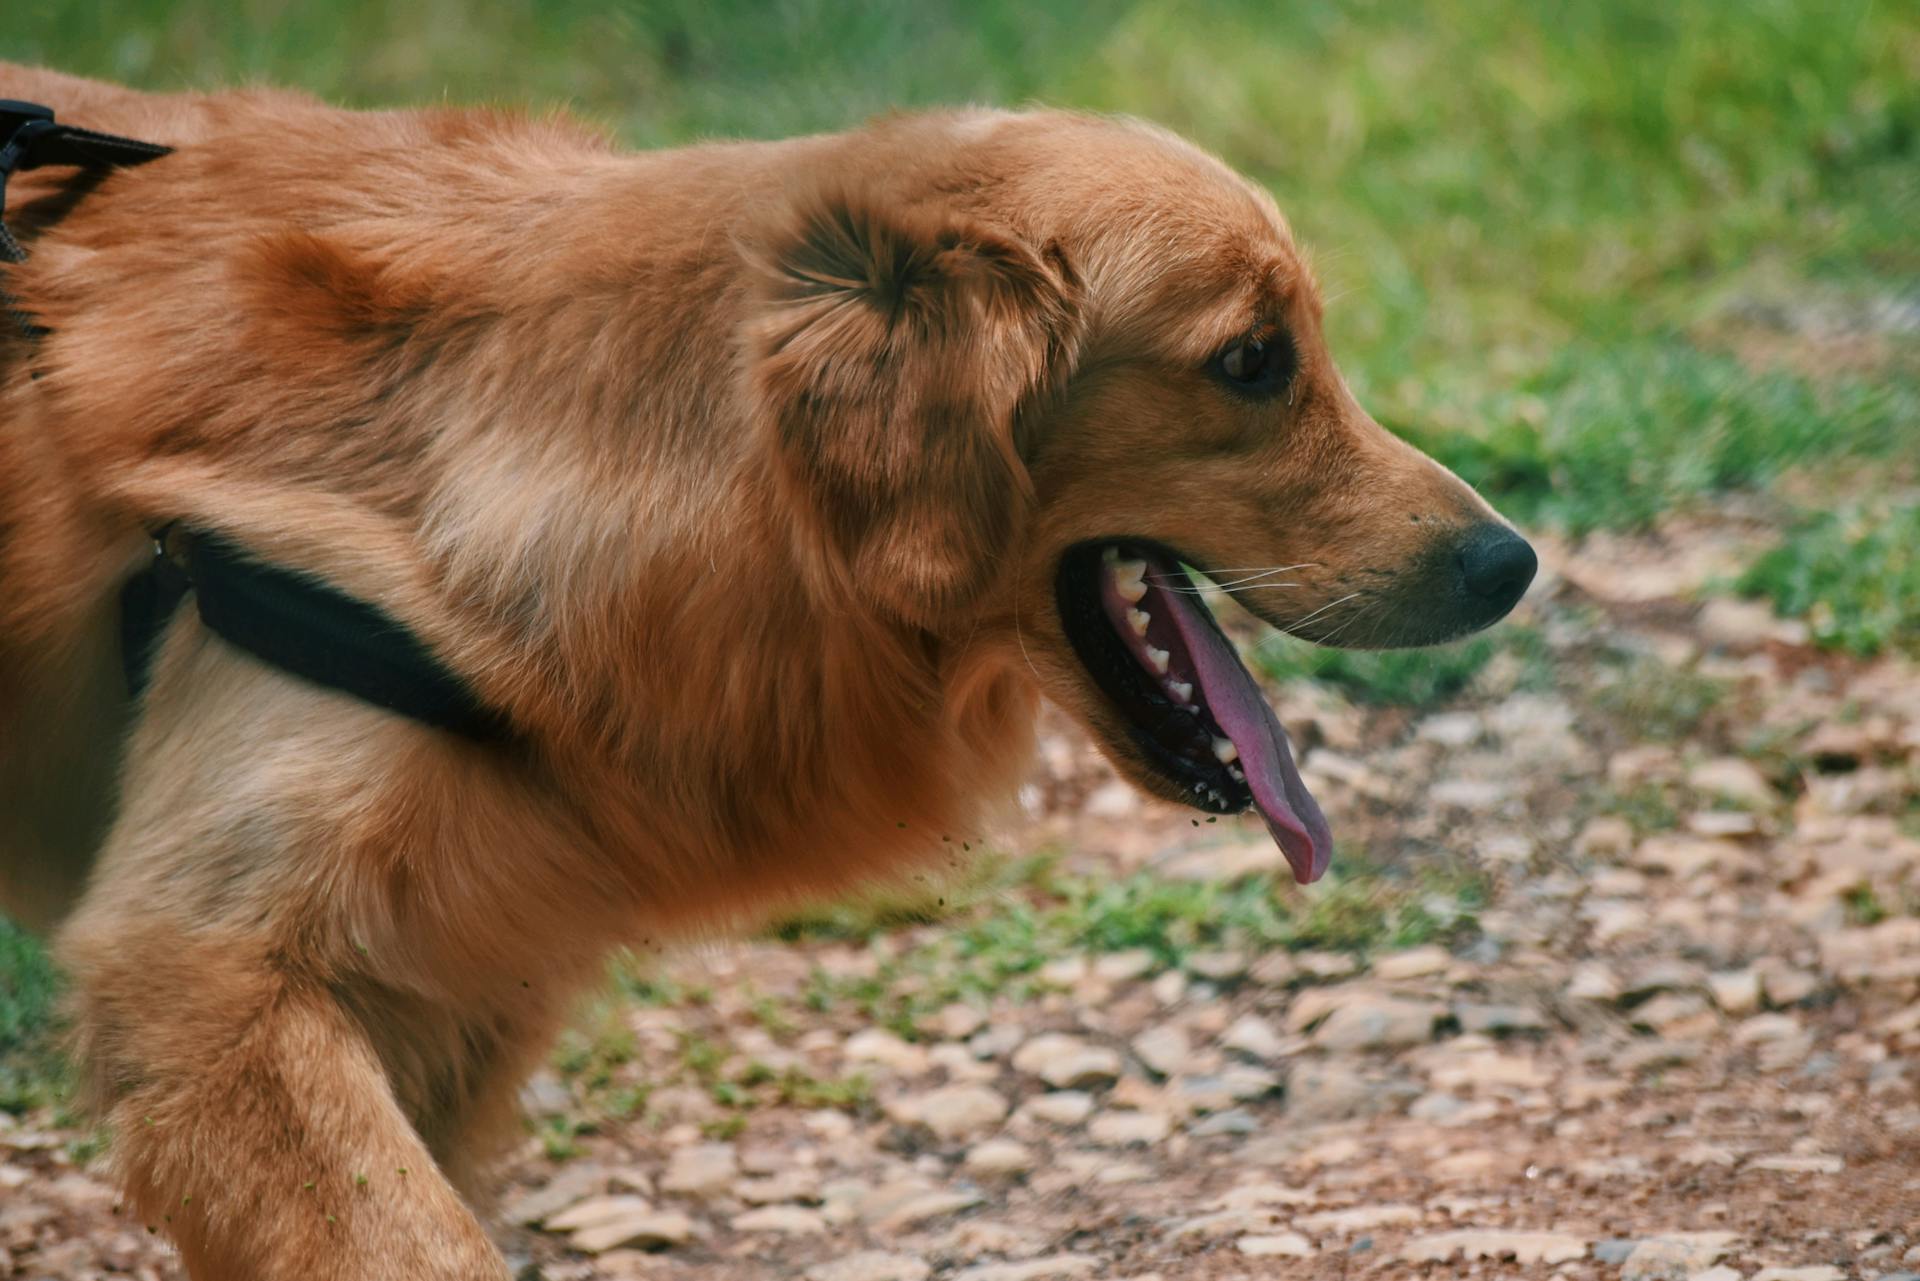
[745, 111, 1535, 884]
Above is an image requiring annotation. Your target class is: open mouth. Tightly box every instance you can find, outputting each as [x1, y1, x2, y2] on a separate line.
[1055, 541, 1333, 884]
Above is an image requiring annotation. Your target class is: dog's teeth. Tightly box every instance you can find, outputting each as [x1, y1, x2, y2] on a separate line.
[1168, 679, 1192, 704]
[1145, 646, 1170, 674]
[1127, 608, 1151, 637]
[1228, 764, 1246, 782]
[1212, 737, 1238, 764]
[1113, 559, 1148, 603]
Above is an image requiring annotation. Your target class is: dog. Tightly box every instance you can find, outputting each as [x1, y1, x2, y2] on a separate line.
[0, 63, 1535, 1279]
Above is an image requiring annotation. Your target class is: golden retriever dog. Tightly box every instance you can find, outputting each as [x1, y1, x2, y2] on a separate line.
[0, 63, 1535, 1279]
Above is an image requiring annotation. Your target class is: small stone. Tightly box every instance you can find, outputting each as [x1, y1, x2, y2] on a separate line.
[1417, 711, 1483, 747]
[1455, 1001, 1550, 1035]
[1593, 1239, 1638, 1264]
[1283, 1060, 1416, 1122]
[1574, 815, 1637, 860]
[963, 1138, 1036, 1177]
[1375, 946, 1452, 981]
[659, 1143, 737, 1198]
[1130, 1025, 1191, 1077]
[1170, 1207, 1292, 1240]
[571, 1209, 696, 1253]
[1093, 949, 1157, 982]
[1088, 1110, 1171, 1146]
[732, 1205, 827, 1234]
[876, 1189, 985, 1231]
[1220, 1013, 1288, 1060]
[806, 1251, 933, 1281]
[1084, 779, 1140, 818]
[1186, 950, 1249, 981]
[1746, 1154, 1843, 1174]
[1313, 997, 1442, 1050]
[950, 1256, 1101, 1281]
[1188, 1108, 1260, 1136]
[507, 1166, 612, 1226]
[1708, 969, 1763, 1015]
[844, 1028, 929, 1074]
[735, 1170, 821, 1205]
[1011, 1034, 1122, 1088]
[1568, 962, 1624, 1003]
[1020, 1091, 1095, 1126]
[1238, 1232, 1315, 1257]
[1621, 1232, 1740, 1279]
[545, 1195, 654, 1234]
[1687, 757, 1776, 809]
[936, 1003, 987, 1041]
[1400, 1231, 1588, 1264]
[1751, 1269, 1845, 1281]
[1690, 1268, 1743, 1281]
[888, 1084, 1010, 1141]
[1297, 1205, 1422, 1233]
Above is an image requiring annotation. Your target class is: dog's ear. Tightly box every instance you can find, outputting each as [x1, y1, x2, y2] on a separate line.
[744, 186, 1079, 627]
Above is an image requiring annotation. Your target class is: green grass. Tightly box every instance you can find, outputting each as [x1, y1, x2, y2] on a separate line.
[11, 0, 1918, 534]
[1738, 500, 1920, 657]
[1252, 625, 1549, 708]
[0, 920, 64, 1114]
[798, 856, 1491, 1035]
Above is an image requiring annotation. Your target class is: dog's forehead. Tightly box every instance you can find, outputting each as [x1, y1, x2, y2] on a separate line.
[972, 111, 1318, 339]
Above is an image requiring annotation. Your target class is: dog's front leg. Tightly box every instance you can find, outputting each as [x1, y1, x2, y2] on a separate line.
[61, 917, 509, 1281]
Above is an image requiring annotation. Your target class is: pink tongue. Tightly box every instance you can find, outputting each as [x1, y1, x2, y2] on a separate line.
[1158, 584, 1333, 884]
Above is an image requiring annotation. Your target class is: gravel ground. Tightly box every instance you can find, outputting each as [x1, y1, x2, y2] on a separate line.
[4, 524, 1919, 1281]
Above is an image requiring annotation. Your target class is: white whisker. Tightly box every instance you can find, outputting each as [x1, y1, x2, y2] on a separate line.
[1255, 591, 1364, 649]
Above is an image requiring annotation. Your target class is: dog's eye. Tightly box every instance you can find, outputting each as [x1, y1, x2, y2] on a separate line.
[1211, 332, 1298, 398]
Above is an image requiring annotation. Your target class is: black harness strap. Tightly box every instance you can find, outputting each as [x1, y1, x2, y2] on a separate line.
[123, 530, 512, 743]
[4, 99, 510, 744]
[1, 100, 173, 333]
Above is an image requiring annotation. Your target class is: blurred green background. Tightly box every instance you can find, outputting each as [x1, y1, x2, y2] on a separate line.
[10, 1, 1916, 539]
[3, 0, 1918, 1107]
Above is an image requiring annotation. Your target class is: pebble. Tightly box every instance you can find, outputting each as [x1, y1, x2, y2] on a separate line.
[875, 1189, 985, 1230]
[1088, 1110, 1171, 1146]
[1219, 1013, 1288, 1060]
[732, 1205, 828, 1234]
[1399, 1231, 1588, 1264]
[1708, 968, 1763, 1015]
[1688, 757, 1777, 809]
[1238, 1232, 1315, 1257]
[1130, 1025, 1191, 1077]
[1011, 1034, 1122, 1088]
[736, 1170, 822, 1204]
[1020, 1091, 1096, 1126]
[950, 1257, 1101, 1281]
[1747, 1154, 1843, 1174]
[1375, 945, 1453, 981]
[659, 1143, 738, 1198]
[1750, 1270, 1845, 1281]
[571, 1209, 696, 1254]
[805, 1252, 933, 1281]
[888, 1084, 1010, 1141]
[844, 1028, 930, 1074]
[544, 1195, 654, 1234]
[1313, 997, 1443, 1050]
[1621, 1232, 1741, 1279]
[963, 1138, 1037, 1177]
[1297, 1205, 1421, 1233]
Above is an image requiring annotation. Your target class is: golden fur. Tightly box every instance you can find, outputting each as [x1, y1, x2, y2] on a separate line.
[0, 64, 1509, 1278]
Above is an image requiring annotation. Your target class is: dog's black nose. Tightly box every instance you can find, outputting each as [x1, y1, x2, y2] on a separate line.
[1454, 524, 1537, 615]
